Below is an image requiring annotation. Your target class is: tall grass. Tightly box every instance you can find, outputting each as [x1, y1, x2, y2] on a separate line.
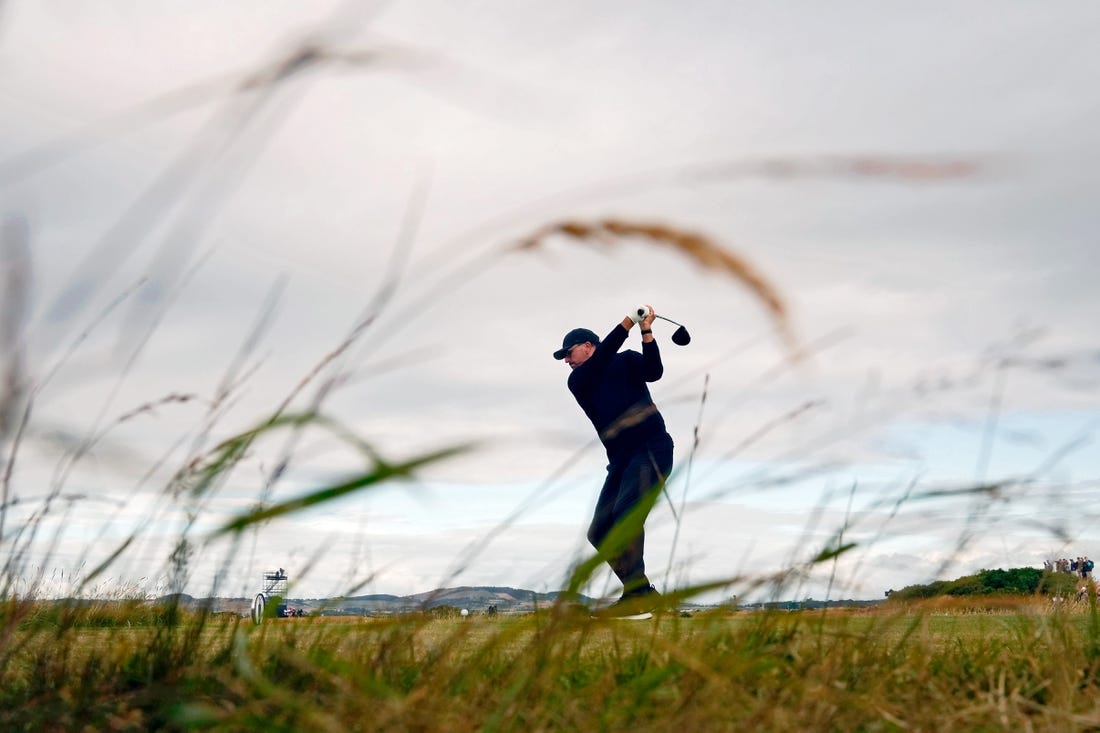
[5, 598, 1100, 730]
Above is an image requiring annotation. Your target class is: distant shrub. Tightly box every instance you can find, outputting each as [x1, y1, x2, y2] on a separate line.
[889, 567, 1070, 601]
[977, 567, 1043, 594]
[425, 605, 464, 619]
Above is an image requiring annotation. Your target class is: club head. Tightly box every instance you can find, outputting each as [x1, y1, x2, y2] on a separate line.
[671, 325, 691, 346]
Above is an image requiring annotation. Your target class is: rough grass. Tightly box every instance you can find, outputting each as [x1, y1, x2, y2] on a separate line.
[5, 599, 1100, 731]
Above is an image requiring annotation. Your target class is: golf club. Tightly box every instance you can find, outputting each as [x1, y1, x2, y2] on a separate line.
[633, 307, 692, 346]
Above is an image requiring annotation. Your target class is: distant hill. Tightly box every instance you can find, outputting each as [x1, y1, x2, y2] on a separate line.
[129, 586, 900, 617]
[330, 586, 597, 616]
[162, 586, 600, 617]
[156, 585, 900, 617]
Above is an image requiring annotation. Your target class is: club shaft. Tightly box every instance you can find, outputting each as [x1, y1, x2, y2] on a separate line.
[654, 314, 685, 328]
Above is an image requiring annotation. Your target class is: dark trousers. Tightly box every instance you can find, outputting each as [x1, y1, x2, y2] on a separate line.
[587, 436, 674, 592]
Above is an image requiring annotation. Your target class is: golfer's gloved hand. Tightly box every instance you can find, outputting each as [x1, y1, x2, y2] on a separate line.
[629, 305, 649, 324]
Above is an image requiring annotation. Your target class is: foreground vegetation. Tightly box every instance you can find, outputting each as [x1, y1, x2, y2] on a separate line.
[5, 596, 1100, 731]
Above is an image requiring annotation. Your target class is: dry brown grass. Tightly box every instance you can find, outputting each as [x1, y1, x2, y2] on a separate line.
[895, 594, 1049, 615]
[514, 218, 799, 359]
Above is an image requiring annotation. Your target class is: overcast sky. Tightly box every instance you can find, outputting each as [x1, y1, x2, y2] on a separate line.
[1, 1, 1098, 604]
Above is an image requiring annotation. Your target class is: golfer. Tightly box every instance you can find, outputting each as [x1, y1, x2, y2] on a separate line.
[554, 304, 674, 615]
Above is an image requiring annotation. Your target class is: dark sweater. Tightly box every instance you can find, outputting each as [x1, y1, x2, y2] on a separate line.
[567, 324, 671, 460]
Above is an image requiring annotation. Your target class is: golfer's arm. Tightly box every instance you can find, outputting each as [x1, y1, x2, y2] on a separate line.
[640, 340, 664, 381]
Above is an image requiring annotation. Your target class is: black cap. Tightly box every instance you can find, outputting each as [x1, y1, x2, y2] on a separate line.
[553, 328, 600, 360]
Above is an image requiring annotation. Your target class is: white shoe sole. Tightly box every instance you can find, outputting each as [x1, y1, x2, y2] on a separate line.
[591, 611, 654, 620]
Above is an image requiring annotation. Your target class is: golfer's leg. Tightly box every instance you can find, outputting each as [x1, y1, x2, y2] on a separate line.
[610, 443, 674, 591]
[587, 464, 621, 551]
[608, 451, 658, 591]
[611, 532, 647, 592]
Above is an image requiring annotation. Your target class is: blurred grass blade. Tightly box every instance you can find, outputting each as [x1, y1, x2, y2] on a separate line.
[0, 216, 30, 439]
[514, 218, 799, 361]
[78, 536, 135, 591]
[213, 443, 471, 535]
[187, 411, 321, 497]
[910, 480, 1012, 502]
[812, 541, 858, 564]
[565, 480, 663, 595]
